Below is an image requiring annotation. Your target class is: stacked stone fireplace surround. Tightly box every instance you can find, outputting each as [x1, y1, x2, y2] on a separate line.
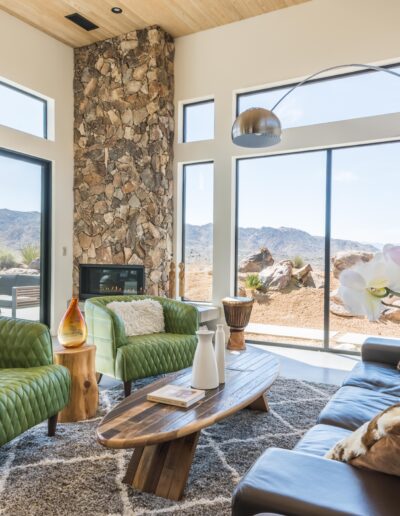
[73, 26, 174, 297]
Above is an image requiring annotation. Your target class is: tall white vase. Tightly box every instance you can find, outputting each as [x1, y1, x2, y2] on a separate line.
[191, 327, 219, 390]
[215, 324, 226, 384]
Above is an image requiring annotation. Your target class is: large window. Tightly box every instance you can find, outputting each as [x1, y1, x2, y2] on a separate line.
[0, 81, 47, 138]
[237, 65, 400, 130]
[236, 141, 400, 352]
[183, 100, 214, 142]
[182, 162, 214, 301]
[236, 152, 327, 348]
[0, 150, 51, 324]
[329, 142, 400, 350]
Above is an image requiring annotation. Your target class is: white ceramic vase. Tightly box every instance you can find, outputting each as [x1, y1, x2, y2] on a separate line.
[191, 327, 219, 390]
[215, 324, 226, 384]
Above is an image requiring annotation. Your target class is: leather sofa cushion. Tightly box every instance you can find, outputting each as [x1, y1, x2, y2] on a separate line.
[343, 361, 400, 397]
[115, 333, 197, 381]
[318, 386, 399, 430]
[0, 365, 70, 446]
[231, 447, 400, 516]
[294, 424, 351, 457]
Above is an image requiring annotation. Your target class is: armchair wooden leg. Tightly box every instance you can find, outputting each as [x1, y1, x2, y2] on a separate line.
[48, 414, 58, 437]
[96, 373, 103, 385]
[124, 381, 132, 397]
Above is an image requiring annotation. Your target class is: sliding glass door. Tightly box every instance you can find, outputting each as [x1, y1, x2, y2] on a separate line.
[0, 150, 50, 324]
[236, 141, 400, 352]
[236, 151, 327, 348]
[330, 142, 400, 350]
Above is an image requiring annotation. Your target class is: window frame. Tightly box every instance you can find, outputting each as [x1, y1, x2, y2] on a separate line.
[181, 160, 214, 303]
[0, 80, 48, 139]
[182, 98, 215, 143]
[234, 139, 400, 356]
[0, 147, 52, 325]
[236, 62, 400, 127]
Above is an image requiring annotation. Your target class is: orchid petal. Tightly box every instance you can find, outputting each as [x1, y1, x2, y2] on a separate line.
[339, 285, 367, 316]
[339, 269, 366, 290]
[363, 292, 385, 321]
[384, 244, 400, 266]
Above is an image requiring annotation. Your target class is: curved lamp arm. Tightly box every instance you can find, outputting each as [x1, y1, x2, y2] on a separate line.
[271, 63, 400, 112]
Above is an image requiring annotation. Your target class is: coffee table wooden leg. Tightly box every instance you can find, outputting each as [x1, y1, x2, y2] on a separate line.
[248, 391, 269, 412]
[123, 431, 200, 501]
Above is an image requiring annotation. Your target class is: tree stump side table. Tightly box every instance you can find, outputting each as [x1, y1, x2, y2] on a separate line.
[54, 344, 98, 423]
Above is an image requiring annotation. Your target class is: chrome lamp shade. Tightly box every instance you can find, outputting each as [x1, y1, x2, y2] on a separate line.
[231, 107, 281, 148]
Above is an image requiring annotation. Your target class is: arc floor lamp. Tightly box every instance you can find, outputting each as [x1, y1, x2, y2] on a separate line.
[232, 63, 400, 148]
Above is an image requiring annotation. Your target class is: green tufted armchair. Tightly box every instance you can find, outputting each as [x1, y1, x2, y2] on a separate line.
[85, 295, 199, 396]
[0, 316, 71, 447]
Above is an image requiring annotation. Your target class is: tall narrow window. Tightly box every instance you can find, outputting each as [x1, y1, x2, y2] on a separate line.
[182, 162, 214, 301]
[0, 81, 47, 138]
[183, 100, 214, 142]
[0, 150, 51, 324]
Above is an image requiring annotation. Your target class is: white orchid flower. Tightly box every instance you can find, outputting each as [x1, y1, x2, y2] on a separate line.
[339, 253, 400, 321]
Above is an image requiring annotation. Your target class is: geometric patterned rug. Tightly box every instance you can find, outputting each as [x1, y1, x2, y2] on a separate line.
[0, 377, 337, 516]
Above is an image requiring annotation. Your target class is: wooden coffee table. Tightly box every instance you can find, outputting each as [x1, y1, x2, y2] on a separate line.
[97, 346, 279, 500]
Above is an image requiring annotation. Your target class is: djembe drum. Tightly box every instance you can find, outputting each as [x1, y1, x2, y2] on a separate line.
[222, 296, 254, 351]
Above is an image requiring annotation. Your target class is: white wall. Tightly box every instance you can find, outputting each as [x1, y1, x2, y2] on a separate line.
[0, 10, 74, 332]
[174, 0, 400, 307]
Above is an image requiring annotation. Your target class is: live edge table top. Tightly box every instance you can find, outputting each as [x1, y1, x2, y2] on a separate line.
[97, 346, 280, 449]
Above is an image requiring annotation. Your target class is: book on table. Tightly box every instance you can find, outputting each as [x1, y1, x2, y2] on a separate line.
[147, 384, 205, 408]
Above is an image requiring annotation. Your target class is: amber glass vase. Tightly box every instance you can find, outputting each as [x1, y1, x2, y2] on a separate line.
[58, 297, 87, 348]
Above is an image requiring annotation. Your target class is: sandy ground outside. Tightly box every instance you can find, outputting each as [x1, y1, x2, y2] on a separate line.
[184, 263, 400, 350]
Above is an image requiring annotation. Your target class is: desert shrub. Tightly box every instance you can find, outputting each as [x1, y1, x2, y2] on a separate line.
[246, 273, 262, 290]
[20, 244, 40, 266]
[292, 255, 304, 268]
[0, 252, 18, 269]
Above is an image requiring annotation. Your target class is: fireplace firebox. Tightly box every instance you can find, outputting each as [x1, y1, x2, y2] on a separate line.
[79, 264, 145, 300]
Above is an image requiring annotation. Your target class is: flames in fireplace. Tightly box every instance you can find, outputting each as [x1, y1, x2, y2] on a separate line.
[79, 264, 145, 300]
[100, 285, 138, 294]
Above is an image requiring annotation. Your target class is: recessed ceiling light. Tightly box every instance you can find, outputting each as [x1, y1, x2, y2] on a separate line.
[111, 7, 123, 14]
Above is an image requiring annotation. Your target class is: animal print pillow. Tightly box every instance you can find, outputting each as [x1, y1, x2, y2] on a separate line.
[325, 403, 400, 476]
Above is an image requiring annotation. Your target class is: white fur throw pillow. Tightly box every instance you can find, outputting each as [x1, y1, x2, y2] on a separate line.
[107, 299, 165, 336]
[325, 403, 400, 476]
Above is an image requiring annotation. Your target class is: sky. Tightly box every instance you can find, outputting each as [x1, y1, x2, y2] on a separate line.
[185, 65, 400, 245]
[0, 155, 41, 212]
[0, 82, 44, 138]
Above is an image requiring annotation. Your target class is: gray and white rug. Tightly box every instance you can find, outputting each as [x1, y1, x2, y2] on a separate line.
[0, 377, 337, 516]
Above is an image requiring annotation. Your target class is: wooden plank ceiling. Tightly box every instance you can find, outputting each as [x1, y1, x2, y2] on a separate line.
[0, 0, 309, 48]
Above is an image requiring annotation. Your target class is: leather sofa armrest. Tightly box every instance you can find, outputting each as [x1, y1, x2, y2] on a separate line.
[361, 337, 400, 365]
[232, 448, 399, 516]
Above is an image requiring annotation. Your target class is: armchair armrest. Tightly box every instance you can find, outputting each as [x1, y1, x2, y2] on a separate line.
[232, 448, 399, 516]
[160, 298, 199, 335]
[0, 316, 53, 368]
[361, 337, 400, 365]
[85, 298, 127, 377]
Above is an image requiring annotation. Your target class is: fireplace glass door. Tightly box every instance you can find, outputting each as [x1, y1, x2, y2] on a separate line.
[79, 265, 144, 299]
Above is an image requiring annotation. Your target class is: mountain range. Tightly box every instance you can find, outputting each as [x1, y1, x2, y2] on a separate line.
[0, 209, 40, 252]
[0, 210, 380, 270]
[185, 223, 379, 268]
